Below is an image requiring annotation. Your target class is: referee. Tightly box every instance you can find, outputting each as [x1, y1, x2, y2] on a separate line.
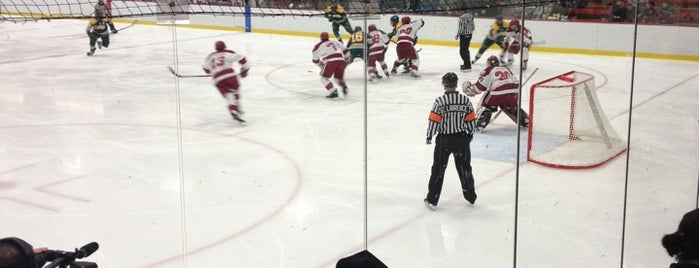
[455, 11, 475, 72]
[424, 72, 477, 210]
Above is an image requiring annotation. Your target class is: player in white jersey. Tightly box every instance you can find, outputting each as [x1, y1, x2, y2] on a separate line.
[312, 32, 349, 98]
[390, 16, 424, 78]
[503, 19, 532, 70]
[366, 24, 391, 81]
[462, 55, 528, 131]
[203, 41, 250, 123]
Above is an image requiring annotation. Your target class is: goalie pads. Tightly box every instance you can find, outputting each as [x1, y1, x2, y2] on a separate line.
[462, 81, 480, 97]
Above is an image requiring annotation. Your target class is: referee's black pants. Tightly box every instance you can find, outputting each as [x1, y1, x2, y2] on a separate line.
[425, 132, 475, 205]
[459, 34, 472, 69]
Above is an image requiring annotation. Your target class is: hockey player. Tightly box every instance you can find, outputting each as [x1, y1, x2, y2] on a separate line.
[312, 32, 349, 98]
[386, 15, 401, 40]
[390, 16, 424, 78]
[203, 41, 250, 123]
[366, 24, 391, 81]
[471, 16, 509, 64]
[346, 26, 365, 64]
[324, 2, 353, 42]
[503, 19, 532, 70]
[85, 11, 118, 56]
[463, 55, 528, 131]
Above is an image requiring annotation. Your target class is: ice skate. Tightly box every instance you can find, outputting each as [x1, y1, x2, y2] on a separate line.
[325, 89, 339, 98]
[340, 84, 348, 97]
[471, 55, 480, 64]
[463, 190, 477, 205]
[373, 71, 383, 79]
[230, 110, 246, 123]
[86, 48, 96, 56]
[410, 70, 420, 78]
[424, 199, 436, 211]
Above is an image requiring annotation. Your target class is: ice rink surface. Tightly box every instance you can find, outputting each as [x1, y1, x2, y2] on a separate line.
[0, 19, 698, 267]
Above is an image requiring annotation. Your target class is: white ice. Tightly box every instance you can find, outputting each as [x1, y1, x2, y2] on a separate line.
[0, 19, 697, 268]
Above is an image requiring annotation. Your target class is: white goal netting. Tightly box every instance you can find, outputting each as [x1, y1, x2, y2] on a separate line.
[527, 71, 626, 169]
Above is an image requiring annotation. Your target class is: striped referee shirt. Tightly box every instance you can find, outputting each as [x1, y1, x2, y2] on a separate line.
[457, 12, 475, 35]
[427, 91, 476, 139]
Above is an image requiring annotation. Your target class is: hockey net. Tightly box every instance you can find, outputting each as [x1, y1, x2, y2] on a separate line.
[0, 0, 556, 22]
[527, 71, 626, 169]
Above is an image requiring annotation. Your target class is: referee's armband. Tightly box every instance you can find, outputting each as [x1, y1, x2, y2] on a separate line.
[429, 112, 442, 123]
[465, 111, 476, 122]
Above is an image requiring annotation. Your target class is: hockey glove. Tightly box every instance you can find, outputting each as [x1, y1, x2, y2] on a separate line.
[462, 81, 480, 97]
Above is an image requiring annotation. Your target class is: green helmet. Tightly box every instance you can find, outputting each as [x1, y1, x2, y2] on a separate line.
[354, 26, 362, 32]
[390, 15, 399, 24]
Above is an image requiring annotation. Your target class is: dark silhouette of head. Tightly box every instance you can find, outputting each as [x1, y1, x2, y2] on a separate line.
[662, 209, 699, 262]
[0, 237, 35, 268]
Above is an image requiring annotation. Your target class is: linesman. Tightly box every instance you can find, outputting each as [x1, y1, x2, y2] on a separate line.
[456, 11, 475, 72]
[424, 72, 478, 210]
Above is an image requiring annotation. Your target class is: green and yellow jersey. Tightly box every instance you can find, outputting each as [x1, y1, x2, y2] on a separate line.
[86, 17, 115, 35]
[487, 20, 510, 41]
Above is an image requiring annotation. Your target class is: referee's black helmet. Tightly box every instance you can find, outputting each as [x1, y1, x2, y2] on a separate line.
[442, 72, 458, 88]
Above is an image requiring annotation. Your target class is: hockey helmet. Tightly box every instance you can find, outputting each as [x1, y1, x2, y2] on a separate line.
[354, 26, 362, 32]
[215, 41, 226, 51]
[320, 32, 329, 41]
[442, 72, 459, 88]
[510, 19, 520, 31]
[486, 55, 500, 67]
[401, 16, 411, 24]
[368, 24, 377, 32]
[390, 15, 399, 25]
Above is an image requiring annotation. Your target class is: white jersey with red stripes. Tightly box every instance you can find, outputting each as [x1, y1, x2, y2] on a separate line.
[203, 50, 248, 84]
[312, 40, 348, 65]
[505, 26, 532, 47]
[367, 29, 389, 57]
[475, 65, 520, 95]
[396, 19, 424, 45]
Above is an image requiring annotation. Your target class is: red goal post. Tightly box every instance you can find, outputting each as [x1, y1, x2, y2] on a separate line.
[527, 71, 626, 169]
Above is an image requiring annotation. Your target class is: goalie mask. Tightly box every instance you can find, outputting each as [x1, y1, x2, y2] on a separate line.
[215, 41, 226, 51]
[487, 55, 500, 67]
[442, 72, 458, 88]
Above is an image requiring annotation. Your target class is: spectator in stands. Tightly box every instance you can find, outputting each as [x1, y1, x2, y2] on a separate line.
[547, 0, 570, 20]
[662, 208, 699, 268]
[638, 2, 659, 23]
[626, 0, 638, 22]
[610, 0, 629, 22]
[659, 1, 675, 24]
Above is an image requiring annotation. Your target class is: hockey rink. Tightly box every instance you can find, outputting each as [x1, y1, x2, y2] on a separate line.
[0, 19, 698, 267]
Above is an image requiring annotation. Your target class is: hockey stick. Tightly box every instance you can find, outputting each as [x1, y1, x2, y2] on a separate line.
[167, 66, 210, 78]
[116, 20, 138, 32]
[489, 67, 539, 122]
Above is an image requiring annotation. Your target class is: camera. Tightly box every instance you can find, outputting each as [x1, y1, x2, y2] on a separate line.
[0, 237, 99, 268]
[40, 242, 99, 268]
